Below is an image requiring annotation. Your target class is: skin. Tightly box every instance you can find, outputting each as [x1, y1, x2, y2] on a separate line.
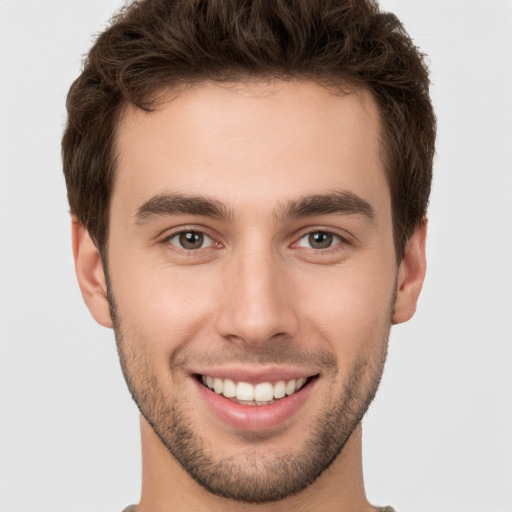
[73, 80, 427, 511]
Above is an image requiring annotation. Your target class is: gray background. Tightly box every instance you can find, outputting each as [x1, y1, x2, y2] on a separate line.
[1, 1, 511, 510]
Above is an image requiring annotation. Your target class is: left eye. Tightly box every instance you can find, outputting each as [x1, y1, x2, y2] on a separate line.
[297, 231, 342, 250]
[167, 231, 214, 250]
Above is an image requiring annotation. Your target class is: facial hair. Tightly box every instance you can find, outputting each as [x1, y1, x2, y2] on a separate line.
[107, 282, 391, 503]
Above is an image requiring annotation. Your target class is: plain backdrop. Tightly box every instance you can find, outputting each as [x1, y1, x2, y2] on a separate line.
[1, 1, 511, 511]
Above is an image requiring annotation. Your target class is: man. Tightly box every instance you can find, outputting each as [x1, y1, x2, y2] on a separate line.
[62, 0, 435, 510]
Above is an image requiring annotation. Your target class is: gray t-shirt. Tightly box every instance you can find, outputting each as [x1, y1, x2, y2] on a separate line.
[122, 506, 396, 511]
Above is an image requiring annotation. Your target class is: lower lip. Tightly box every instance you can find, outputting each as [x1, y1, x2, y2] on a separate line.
[194, 377, 315, 431]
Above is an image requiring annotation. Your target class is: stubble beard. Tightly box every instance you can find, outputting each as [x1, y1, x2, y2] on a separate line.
[107, 286, 391, 503]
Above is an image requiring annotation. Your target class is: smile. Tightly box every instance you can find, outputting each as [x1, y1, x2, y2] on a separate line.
[199, 375, 309, 405]
[193, 369, 319, 430]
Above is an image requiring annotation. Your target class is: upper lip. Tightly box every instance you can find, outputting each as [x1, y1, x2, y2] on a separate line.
[190, 365, 319, 384]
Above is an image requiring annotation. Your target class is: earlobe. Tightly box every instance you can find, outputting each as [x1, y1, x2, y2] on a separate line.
[392, 220, 428, 325]
[72, 219, 113, 328]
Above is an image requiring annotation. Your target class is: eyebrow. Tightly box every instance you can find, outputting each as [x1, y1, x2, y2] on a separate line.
[134, 190, 374, 225]
[135, 193, 233, 224]
[279, 191, 375, 222]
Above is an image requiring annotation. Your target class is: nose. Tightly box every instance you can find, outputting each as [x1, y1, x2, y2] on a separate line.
[214, 245, 299, 347]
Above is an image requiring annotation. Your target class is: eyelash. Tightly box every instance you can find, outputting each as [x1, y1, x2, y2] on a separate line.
[165, 229, 218, 252]
[163, 228, 349, 254]
[294, 231, 346, 252]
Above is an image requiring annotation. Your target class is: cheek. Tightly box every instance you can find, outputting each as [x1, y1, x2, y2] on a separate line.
[110, 257, 220, 353]
[294, 262, 396, 359]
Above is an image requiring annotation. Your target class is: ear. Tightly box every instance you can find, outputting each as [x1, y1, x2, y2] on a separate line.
[392, 220, 427, 325]
[72, 219, 113, 328]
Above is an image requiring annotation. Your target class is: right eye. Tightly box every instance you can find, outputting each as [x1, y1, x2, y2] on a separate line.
[166, 230, 214, 250]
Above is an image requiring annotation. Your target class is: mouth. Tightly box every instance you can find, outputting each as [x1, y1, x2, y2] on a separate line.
[191, 366, 320, 430]
[195, 374, 317, 406]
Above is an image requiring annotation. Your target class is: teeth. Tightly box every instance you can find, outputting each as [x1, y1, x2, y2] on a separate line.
[201, 375, 309, 403]
[236, 381, 254, 401]
[213, 377, 223, 394]
[285, 379, 296, 396]
[274, 380, 286, 399]
[254, 382, 274, 402]
[223, 378, 237, 398]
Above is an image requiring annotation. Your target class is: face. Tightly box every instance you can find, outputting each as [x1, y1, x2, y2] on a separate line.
[98, 81, 401, 501]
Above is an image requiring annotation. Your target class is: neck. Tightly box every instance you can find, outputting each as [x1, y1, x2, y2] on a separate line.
[136, 416, 375, 512]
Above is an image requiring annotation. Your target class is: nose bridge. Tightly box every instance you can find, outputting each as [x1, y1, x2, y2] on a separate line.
[215, 240, 297, 345]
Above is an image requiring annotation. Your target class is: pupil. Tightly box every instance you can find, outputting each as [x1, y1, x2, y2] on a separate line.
[309, 231, 332, 249]
[180, 231, 203, 249]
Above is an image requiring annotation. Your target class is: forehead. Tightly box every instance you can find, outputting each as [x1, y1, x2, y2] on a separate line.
[113, 80, 388, 219]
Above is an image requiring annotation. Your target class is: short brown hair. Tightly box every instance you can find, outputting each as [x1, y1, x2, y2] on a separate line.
[62, 0, 436, 260]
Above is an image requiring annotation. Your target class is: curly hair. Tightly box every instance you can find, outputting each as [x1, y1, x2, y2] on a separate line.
[62, 0, 436, 260]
